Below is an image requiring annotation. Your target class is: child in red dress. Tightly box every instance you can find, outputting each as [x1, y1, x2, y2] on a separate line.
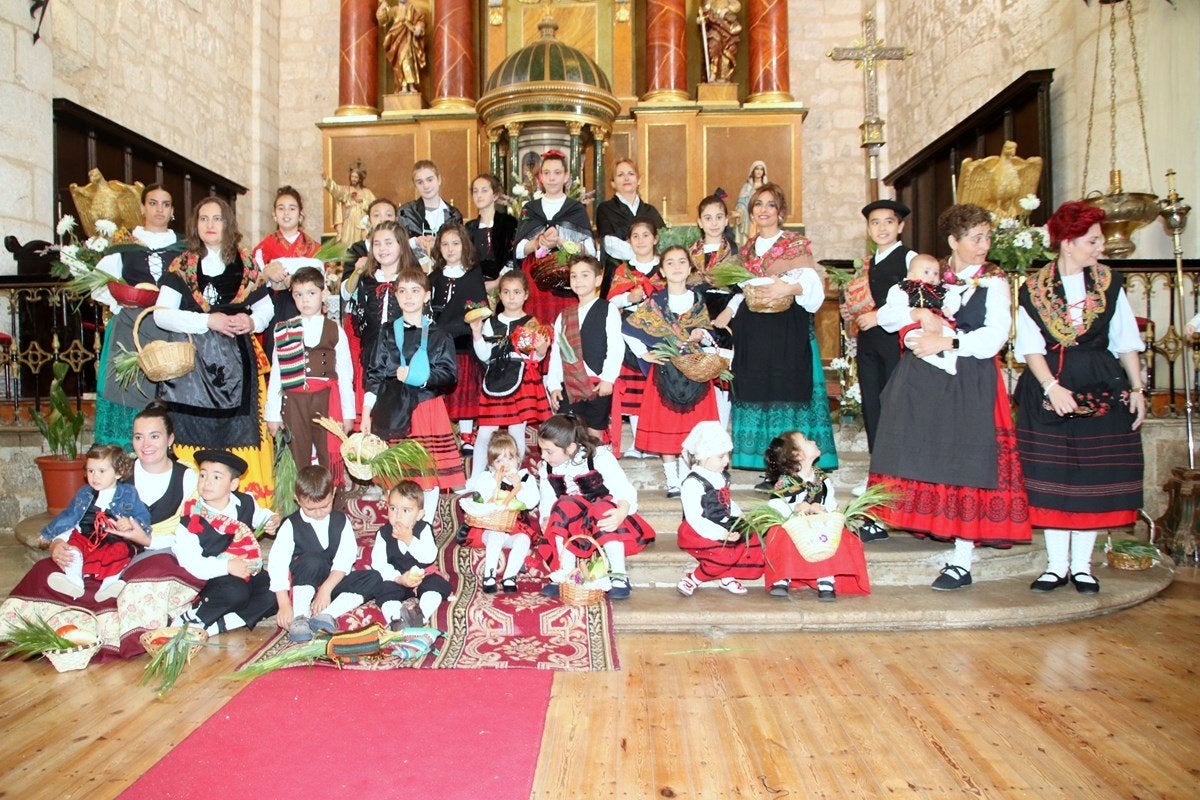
[676, 422, 764, 596]
[763, 431, 871, 601]
[468, 270, 552, 479]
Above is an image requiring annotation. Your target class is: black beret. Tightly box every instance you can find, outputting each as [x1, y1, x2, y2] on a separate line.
[193, 449, 248, 478]
[861, 199, 911, 219]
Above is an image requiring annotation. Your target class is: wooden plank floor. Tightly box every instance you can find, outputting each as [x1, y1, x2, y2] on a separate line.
[0, 572, 1196, 799]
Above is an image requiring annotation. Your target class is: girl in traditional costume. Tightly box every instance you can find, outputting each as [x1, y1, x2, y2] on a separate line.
[154, 196, 275, 502]
[762, 432, 870, 601]
[428, 221, 488, 453]
[468, 270, 552, 478]
[607, 217, 666, 456]
[253, 186, 323, 359]
[399, 160, 464, 267]
[622, 245, 721, 497]
[460, 431, 541, 593]
[362, 268, 465, 523]
[466, 173, 518, 292]
[869, 204, 1032, 590]
[688, 193, 738, 427]
[512, 150, 596, 324]
[712, 183, 837, 478]
[536, 414, 655, 601]
[42, 445, 152, 602]
[675, 422, 763, 596]
[92, 184, 185, 448]
[1015, 201, 1146, 595]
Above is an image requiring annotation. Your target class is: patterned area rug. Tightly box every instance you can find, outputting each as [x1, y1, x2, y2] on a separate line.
[241, 495, 619, 672]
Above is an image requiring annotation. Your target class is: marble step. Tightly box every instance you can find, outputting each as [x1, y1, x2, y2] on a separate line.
[609, 564, 1176, 632]
[622, 533, 1047, 588]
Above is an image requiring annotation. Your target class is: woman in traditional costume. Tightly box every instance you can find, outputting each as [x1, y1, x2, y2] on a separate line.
[868, 204, 1032, 590]
[0, 403, 203, 660]
[512, 150, 596, 324]
[1014, 201, 1146, 594]
[713, 183, 837, 477]
[154, 196, 275, 503]
[92, 184, 185, 448]
[594, 158, 665, 292]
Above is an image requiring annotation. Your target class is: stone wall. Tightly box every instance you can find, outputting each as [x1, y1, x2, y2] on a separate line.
[884, 0, 1199, 260]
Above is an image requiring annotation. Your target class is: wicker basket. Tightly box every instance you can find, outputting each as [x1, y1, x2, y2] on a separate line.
[134, 307, 195, 382]
[558, 535, 609, 607]
[462, 498, 521, 533]
[1106, 550, 1154, 570]
[108, 280, 160, 308]
[743, 280, 794, 314]
[139, 626, 209, 660]
[43, 607, 102, 673]
[529, 254, 571, 293]
[340, 432, 389, 481]
[782, 511, 844, 562]
[671, 352, 729, 383]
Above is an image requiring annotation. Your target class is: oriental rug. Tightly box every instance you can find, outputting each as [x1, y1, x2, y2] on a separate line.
[239, 495, 620, 672]
[118, 668, 553, 800]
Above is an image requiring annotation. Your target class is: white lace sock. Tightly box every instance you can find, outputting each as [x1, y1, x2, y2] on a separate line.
[459, 419, 474, 435]
[507, 423, 528, 457]
[603, 540, 627, 578]
[418, 591, 442, 623]
[662, 459, 680, 491]
[380, 600, 403, 622]
[471, 426, 497, 480]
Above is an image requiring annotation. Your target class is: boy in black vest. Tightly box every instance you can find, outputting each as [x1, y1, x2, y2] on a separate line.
[371, 480, 453, 630]
[852, 200, 915, 507]
[267, 466, 384, 643]
[172, 451, 281, 635]
[545, 255, 625, 440]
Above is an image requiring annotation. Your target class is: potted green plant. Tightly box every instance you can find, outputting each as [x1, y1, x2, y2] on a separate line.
[31, 360, 87, 514]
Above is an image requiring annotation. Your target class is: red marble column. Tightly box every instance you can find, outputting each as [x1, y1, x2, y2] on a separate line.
[747, 0, 794, 103]
[432, 0, 477, 108]
[643, 0, 688, 101]
[336, 0, 379, 115]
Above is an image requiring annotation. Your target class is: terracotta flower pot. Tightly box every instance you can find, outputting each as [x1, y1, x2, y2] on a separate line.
[35, 455, 87, 515]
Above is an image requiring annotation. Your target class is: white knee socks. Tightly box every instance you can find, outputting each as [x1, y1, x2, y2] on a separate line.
[662, 460, 681, 491]
[482, 529, 506, 576]
[507, 423, 527, 456]
[1070, 530, 1098, 576]
[291, 585, 316, 619]
[950, 538, 975, 571]
[323, 592, 364, 620]
[206, 612, 246, 636]
[422, 487, 440, 525]
[1043, 529, 1071, 576]
[602, 540, 627, 577]
[418, 591, 442, 623]
[504, 534, 531, 580]
[471, 427, 495, 480]
[460, 419, 474, 435]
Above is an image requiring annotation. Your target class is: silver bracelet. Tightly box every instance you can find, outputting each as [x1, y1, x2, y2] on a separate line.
[1042, 379, 1059, 397]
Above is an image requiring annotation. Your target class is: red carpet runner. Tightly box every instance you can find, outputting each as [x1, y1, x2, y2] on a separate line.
[119, 668, 554, 800]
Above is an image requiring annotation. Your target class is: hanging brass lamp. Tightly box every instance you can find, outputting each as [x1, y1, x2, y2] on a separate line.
[1079, 0, 1159, 258]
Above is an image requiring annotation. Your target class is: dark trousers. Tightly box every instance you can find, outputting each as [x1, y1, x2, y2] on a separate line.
[194, 570, 277, 630]
[290, 553, 384, 602]
[375, 572, 452, 605]
[282, 387, 331, 469]
[857, 329, 901, 450]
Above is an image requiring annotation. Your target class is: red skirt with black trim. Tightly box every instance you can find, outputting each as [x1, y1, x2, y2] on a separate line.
[762, 525, 871, 595]
[475, 360, 552, 427]
[607, 363, 648, 454]
[66, 531, 136, 581]
[676, 522, 764, 581]
[869, 364, 1032, 546]
[391, 397, 467, 490]
[536, 495, 656, 570]
[635, 366, 719, 456]
[444, 352, 483, 420]
[344, 316, 365, 429]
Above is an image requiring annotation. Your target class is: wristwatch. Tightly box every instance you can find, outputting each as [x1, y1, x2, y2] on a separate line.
[950, 337, 960, 351]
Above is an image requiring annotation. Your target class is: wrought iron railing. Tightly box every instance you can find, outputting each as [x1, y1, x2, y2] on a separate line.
[818, 258, 1200, 417]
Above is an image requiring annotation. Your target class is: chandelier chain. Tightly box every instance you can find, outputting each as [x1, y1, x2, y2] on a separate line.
[1081, 4, 1103, 196]
[1125, 0, 1155, 195]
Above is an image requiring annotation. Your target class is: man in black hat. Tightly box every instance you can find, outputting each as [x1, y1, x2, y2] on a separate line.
[851, 199, 915, 503]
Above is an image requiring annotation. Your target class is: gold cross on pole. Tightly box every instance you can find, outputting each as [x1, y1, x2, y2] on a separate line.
[828, 11, 911, 199]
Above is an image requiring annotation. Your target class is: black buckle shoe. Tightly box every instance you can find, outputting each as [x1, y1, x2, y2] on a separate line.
[857, 519, 889, 543]
[1030, 571, 1069, 592]
[454, 522, 470, 545]
[931, 564, 972, 591]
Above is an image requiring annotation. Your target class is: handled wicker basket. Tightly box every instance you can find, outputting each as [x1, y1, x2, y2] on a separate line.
[134, 306, 196, 382]
[743, 281, 793, 314]
[462, 498, 521, 534]
[1106, 551, 1154, 570]
[671, 352, 730, 383]
[314, 417, 390, 482]
[43, 607, 103, 672]
[558, 534, 609, 607]
[781, 511, 844, 563]
[139, 625, 209, 660]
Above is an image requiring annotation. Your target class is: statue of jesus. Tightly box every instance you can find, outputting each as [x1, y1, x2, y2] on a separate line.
[323, 165, 376, 246]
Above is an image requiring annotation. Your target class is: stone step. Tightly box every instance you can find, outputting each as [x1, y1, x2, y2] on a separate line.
[609, 564, 1176, 632]
[623, 534, 1046, 588]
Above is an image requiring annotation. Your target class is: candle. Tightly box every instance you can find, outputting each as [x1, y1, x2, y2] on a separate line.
[1166, 169, 1177, 195]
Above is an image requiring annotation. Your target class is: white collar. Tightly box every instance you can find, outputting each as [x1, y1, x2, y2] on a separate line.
[442, 264, 466, 278]
[874, 241, 903, 262]
[201, 247, 225, 275]
[133, 226, 177, 249]
[630, 257, 659, 272]
[617, 195, 641, 214]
